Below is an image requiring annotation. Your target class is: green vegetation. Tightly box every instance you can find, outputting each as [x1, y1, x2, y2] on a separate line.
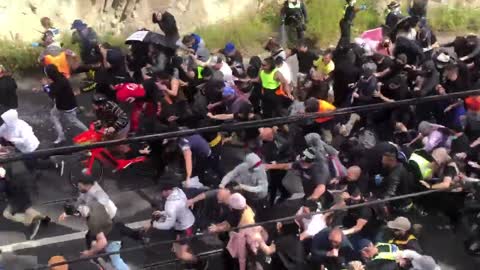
[197, 0, 382, 50]
[0, 40, 42, 73]
[429, 5, 480, 32]
[2, 1, 480, 73]
[0, 32, 126, 74]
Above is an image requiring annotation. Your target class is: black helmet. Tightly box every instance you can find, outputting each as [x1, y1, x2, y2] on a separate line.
[92, 94, 108, 104]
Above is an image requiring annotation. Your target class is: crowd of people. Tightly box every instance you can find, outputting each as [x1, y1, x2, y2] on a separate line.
[2, 0, 480, 269]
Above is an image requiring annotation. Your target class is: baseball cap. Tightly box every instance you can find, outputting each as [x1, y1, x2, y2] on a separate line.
[387, 216, 411, 232]
[224, 42, 236, 54]
[196, 48, 211, 62]
[387, 1, 400, 9]
[229, 193, 247, 210]
[71, 19, 87, 30]
[358, 239, 373, 250]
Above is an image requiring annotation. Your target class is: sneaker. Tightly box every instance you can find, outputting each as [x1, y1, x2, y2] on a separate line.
[29, 219, 42, 240]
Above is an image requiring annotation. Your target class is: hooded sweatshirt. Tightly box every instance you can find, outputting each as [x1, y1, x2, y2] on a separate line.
[220, 153, 269, 200]
[0, 109, 39, 153]
[153, 188, 195, 231]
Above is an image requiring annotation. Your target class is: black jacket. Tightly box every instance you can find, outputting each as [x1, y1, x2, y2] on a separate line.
[3, 176, 32, 213]
[379, 163, 412, 199]
[0, 75, 18, 110]
[49, 77, 78, 111]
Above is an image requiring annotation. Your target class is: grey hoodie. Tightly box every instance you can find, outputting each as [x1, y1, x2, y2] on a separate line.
[153, 188, 195, 231]
[220, 153, 268, 200]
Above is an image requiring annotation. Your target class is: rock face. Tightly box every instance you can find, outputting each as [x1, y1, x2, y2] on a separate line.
[0, 0, 266, 41]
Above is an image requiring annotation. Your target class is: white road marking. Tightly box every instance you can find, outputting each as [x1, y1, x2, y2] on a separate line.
[0, 219, 149, 253]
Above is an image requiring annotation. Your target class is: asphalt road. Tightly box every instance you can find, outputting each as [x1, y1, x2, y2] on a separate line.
[0, 70, 478, 270]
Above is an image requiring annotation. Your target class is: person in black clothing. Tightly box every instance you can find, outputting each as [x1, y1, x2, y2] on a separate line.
[450, 124, 470, 159]
[378, 148, 413, 210]
[385, 1, 403, 31]
[341, 187, 383, 249]
[0, 166, 50, 240]
[152, 10, 180, 47]
[288, 40, 319, 85]
[260, 127, 292, 206]
[408, 0, 429, 19]
[281, 0, 308, 41]
[412, 60, 440, 123]
[442, 35, 480, 63]
[437, 64, 470, 127]
[270, 221, 308, 270]
[352, 63, 379, 107]
[71, 20, 100, 65]
[393, 36, 425, 66]
[332, 47, 361, 107]
[340, 0, 366, 45]
[372, 54, 394, 77]
[0, 65, 18, 110]
[41, 64, 88, 144]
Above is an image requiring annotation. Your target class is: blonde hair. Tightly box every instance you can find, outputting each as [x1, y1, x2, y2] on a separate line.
[41, 17, 53, 28]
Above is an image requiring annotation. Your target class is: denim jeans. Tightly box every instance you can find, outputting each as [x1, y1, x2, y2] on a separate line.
[106, 241, 129, 270]
[50, 106, 88, 140]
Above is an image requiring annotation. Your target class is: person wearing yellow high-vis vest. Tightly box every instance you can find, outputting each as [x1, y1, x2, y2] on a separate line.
[258, 57, 292, 118]
[360, 239, 399, 269]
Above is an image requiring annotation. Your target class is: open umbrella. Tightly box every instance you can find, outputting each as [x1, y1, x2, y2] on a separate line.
[125, 30, 175, 49]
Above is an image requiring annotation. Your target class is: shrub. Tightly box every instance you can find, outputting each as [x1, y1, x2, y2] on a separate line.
[0, 32, 126, 74]
[428, 5, 480, 33]
[0, 40, 42, 73]
[197, 0, 383, 52]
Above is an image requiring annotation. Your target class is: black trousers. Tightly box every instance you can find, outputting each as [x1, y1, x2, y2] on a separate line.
[269, 170, 290, 206]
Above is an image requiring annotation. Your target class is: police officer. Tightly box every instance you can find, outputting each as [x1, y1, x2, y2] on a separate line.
[359, 239, 399, 270]
[385, 1, 403, 30]
[280, 0, 308, 40]
[340, 0, 367, 45]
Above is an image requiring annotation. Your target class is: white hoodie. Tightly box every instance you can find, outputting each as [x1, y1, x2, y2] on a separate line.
[153, 188, 195, 231]
[0, 110, 40, 153]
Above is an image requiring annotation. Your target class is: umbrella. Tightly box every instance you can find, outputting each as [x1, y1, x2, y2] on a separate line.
[361, 27, 384, 43]
[395, 16, 418, 31]
[125, 30, 174, 48]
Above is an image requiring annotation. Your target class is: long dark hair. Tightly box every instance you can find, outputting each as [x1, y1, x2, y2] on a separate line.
[44, 64, 66, 82]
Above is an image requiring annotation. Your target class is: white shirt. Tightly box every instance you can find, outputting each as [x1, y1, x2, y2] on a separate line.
[277, 62, 292, 85]
[219, 62, 235, 86]
[296, 207, 327, 237]
[78, 182, 117, 219]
